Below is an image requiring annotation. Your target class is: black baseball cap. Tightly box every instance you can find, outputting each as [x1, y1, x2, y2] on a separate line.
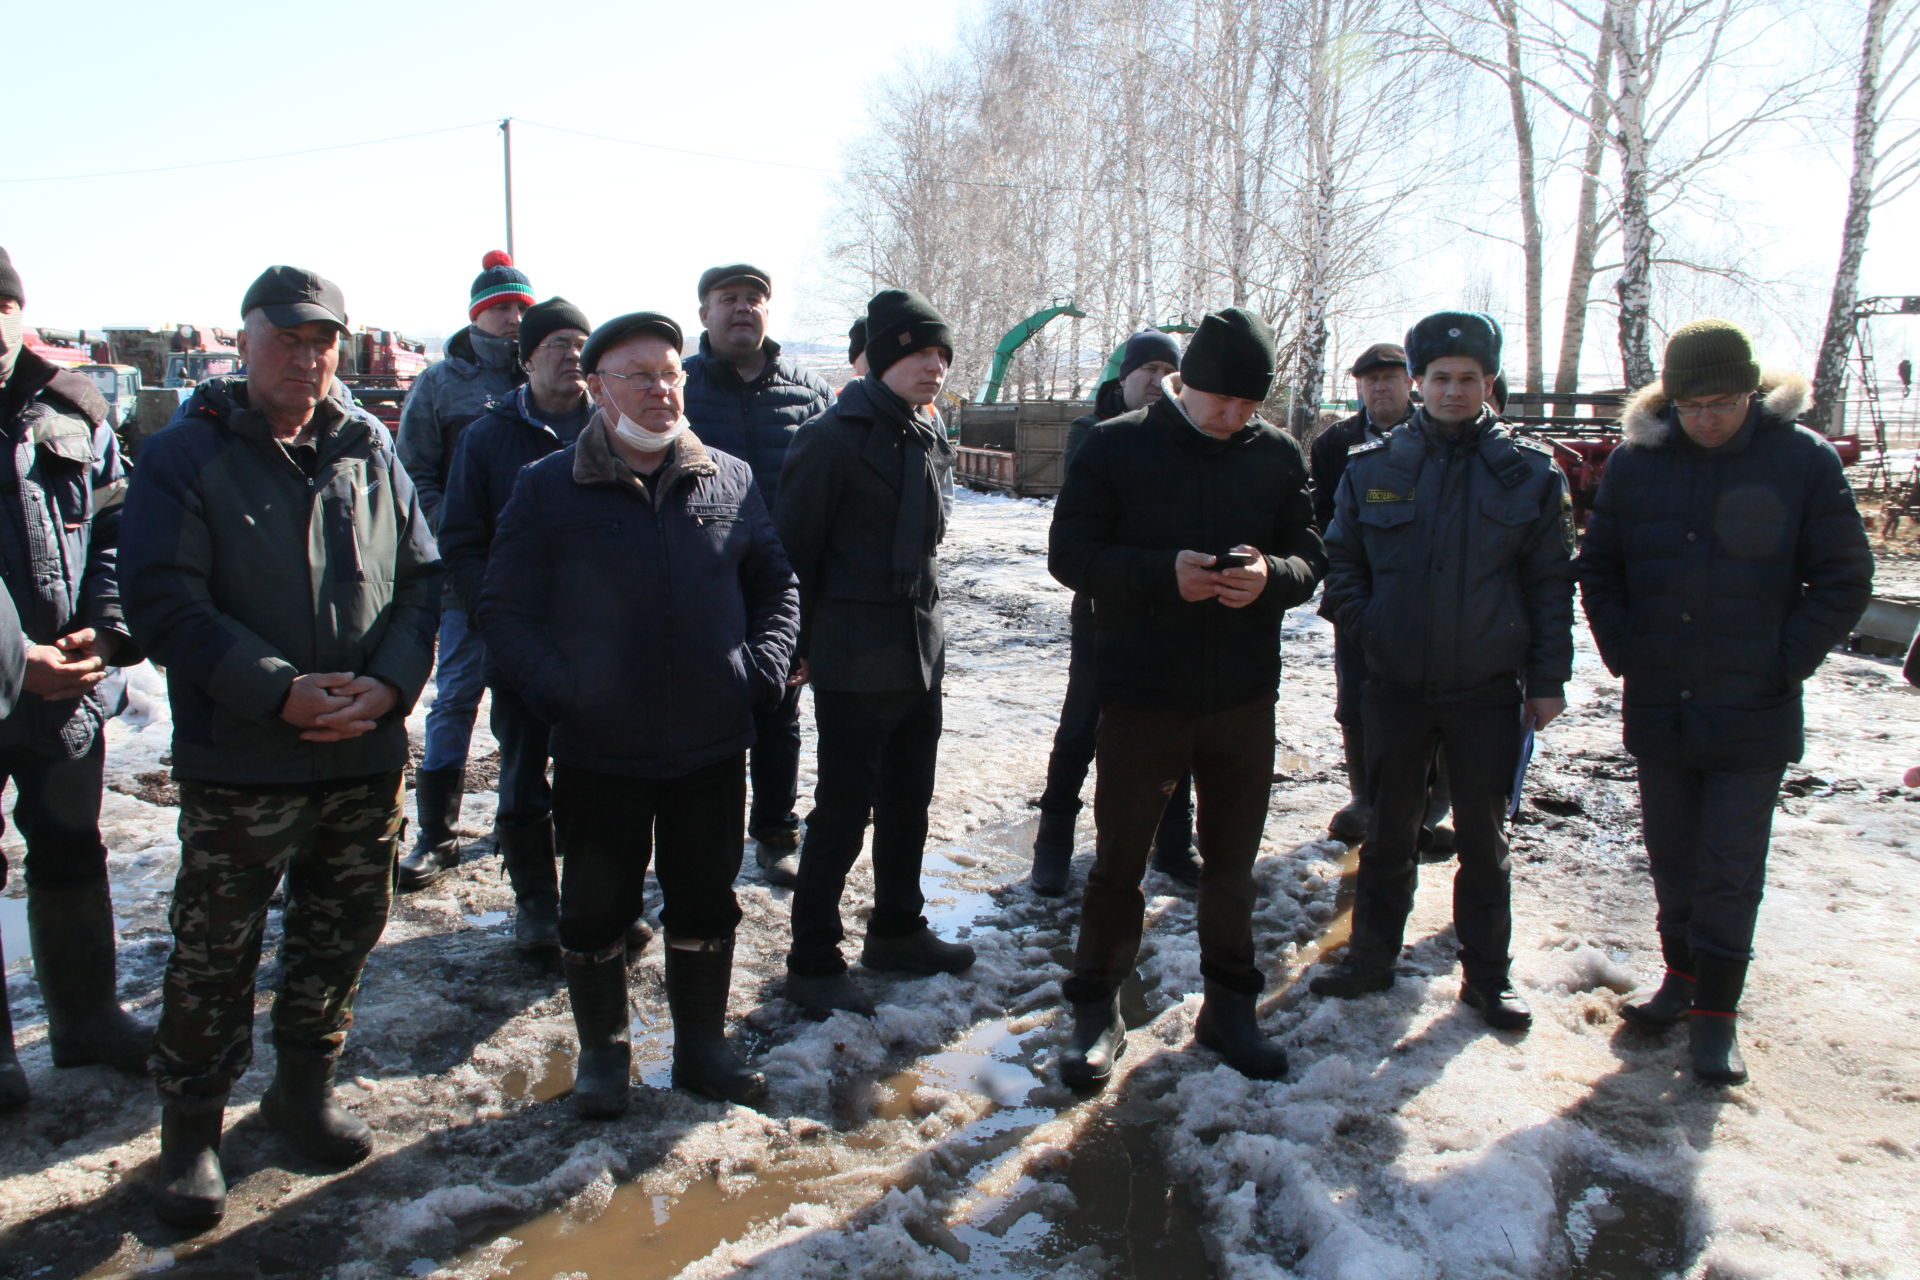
[241, 265, 349, 332]
[696, 263, 772, 301]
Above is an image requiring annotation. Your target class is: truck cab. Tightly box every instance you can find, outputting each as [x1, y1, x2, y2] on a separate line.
[73, 364, 142, 430]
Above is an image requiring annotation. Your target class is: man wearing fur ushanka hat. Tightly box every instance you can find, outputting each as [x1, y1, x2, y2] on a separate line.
[1575, 318, 1870, 1086]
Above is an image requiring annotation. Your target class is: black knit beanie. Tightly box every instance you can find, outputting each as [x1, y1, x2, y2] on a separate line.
[0, 247, 22, 306]
[1405, 311, 1501, 377]
[518, 296, 593, 361]
[1120, 328, 1183, 379]
[581, 311, 683, 374]
[864, 289, 952, 378]
[1179, 308, 1277, 401]
[470, 250, 534, 322]
[1661, 318, 1760, 400]
[848, 316, 868, 366]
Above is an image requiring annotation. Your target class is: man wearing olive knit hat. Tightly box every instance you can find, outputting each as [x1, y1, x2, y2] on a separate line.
[395, 251, 533, 892]
[1050, 307, 1326, 1087]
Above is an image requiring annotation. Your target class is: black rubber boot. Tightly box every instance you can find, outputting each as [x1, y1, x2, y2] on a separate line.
[1150, 839, 1202, 888]
[27, 879, 153, 1073]
[152, 1095, 226, 1230]
[1419, 752, 1456, 862]
[1621, 934, 1695, 1033]
[1195, 980, 1290, 1080]
[786, 970, 876, 1020]
[861, 926, 975, 975]
[0, 939, 26, 1112]
[665, 937, 766, 1108]
[564, 945, 631, 1118]
[1309, 954, 1396, 999]
[395, 767, 464, 891]
[1328, 725, 1370, 844]
[1030, 810, 1075, 897]
[1460, 975, 1533, 1031]
[260, 1046, 374, 1168]
[496, 818, 560, 957]
[1689, 954, 1749, 1085]
[1059, 993, 1125, 1090]
[755, 838, 800, 888]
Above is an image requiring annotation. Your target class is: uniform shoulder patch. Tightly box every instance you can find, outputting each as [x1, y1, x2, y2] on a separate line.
[1349, 438, 1389, 456]
[1514, 435, 1554, 456]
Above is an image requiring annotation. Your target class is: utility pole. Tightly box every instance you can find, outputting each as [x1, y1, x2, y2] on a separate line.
[500, 117, 515, 258]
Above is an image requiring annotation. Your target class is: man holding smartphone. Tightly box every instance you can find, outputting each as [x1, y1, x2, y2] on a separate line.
[1048, 308, 1325, 1087]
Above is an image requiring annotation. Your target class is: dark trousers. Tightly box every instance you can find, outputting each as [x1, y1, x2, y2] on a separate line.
[152, 773, 403, 1100]
[1064, 697, 1275, 1003]
[748, 681, 803, 840]
[1333, 625, 1367, 727]
[490, 683, 553, 827]
[1037, 621, 1194, 848]
[788, 687, 941, 975]
[553, 757, 745, 954]
[1636, 758, 1786, 962]
[1352, 688, 1522, 982]
[0, 739, 108, 890]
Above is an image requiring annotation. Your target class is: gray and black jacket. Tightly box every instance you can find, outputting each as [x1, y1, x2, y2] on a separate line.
[1324, 407, 1574, 701]
[397, 324, 524, 529]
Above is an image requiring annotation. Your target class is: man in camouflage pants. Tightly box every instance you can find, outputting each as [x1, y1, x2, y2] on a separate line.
[121, 266, 441, 1229]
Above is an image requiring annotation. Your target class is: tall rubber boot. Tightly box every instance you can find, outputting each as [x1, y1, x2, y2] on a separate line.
[260, 1045, 374, 1167]
[1194, 980, 1290, 1080]
[1058, 992, 1125, 1090]
[564, 943, 631, 1118]
[396, 767, 464, 892]
[1419, 749, 1455, 860]
[1030, 810, 1074, 897]
[152, 1094, 226, 1230]
[1150, 778, 1201, 887]
[1, 923, 26, 1112]
[496, 818, 560, 957]
[1621, 933, 1694, 1032]
[1328, 725, 1370, 844]
[665, 937, 766, 1108]
[27, 879, 153, 1073]
[1689, 954, 1750, 1085]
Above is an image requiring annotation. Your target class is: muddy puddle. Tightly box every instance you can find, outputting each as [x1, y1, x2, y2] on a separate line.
[1558, 1162, 1691, 1277]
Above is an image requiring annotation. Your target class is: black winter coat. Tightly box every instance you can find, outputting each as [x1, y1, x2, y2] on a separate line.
[1309, 408, 1398, 534]
[477, 420, 798, 780]
[774, 377, 953, 694]
[1575, 373, 1871, 768]
[681, 335, 833, 509]
[1049, 395, 1326, 714]
[1324, 408, 1574, 701]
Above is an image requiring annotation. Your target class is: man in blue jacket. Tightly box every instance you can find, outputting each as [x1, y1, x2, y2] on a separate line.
[681, 264, 832, 885]
[479, 311, 798, 1117]
[122, 266, 442, 1227]
[0, 247, 151, 1114]
[437, 297, 593, 957]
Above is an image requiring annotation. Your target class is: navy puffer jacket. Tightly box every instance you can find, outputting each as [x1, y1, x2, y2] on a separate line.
[1576, 372, 1871, 768]
[680, 335, 832, 508]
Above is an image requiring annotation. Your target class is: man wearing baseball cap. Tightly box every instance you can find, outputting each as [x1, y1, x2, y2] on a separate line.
[681, 265, 832, 886]
[395, 251, 534, 894]
[121, 265, 442, 1226]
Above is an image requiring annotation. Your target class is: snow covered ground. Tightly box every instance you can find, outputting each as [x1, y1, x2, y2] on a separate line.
[3, 488, 1918, 1279]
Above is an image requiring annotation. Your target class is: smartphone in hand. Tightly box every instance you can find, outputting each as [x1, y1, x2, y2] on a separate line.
[1214, 550, 1256, 569]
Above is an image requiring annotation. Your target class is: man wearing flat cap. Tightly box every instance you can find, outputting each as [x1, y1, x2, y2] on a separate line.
[774, 288, 971, 1020]
[1050, 307, 1326, 1087]
[1032, 328, 1200, 896]
[480, 311, 798, 1117]
[437, 297, 595, 957]
[1315, 311, 1574, 1032]
[681, 265, 832, 886]
[121, 266, 443, 1226]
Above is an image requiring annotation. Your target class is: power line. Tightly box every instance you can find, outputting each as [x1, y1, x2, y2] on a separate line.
[0, 120, 499, 185]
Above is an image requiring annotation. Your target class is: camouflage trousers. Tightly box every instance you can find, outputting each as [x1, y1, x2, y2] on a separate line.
[150, 772, 403, 1101]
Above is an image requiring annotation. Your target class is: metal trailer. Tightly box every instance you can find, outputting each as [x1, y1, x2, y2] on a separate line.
[952, 400, 1086, 497]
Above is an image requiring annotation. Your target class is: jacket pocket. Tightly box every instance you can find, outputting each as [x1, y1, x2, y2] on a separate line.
[1479, 496, 1537, 559]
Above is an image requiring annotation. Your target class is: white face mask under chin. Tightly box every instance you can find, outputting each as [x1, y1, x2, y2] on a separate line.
[605, 397, 688, 454]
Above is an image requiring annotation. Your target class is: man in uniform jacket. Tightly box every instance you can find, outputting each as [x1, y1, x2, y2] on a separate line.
[774, 289, 972, 1020]
[1576, 319, 1870, 1084]
[1314, 311, 1574, 1032]
[121, 266, 441, 1227]
[479, 311, 798, 1116]
[1050, 307, 1326, 1087]
[681, 265, 833, 885]
[0, 247, 151, 1114]
[395, 250, 532, 891]
[1032, 328, 1199, 895]
[436, 297, 594, 957]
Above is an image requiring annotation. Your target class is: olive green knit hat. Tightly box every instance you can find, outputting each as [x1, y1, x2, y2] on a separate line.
[1661, 318, 1760, 400]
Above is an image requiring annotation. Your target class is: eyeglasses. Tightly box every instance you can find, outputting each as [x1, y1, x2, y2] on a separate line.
[536, 338, 587, 355]
[1674, 395, 1747, 419]
[598, 368, 683, 391]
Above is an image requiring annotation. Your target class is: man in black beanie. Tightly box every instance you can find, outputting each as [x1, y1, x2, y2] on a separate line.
[1050, 307, 1325, 1087]
[774, 288, 970, 1018]
[1032, 328, 1199, 896]
[1314, 310, 1575, 1031]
